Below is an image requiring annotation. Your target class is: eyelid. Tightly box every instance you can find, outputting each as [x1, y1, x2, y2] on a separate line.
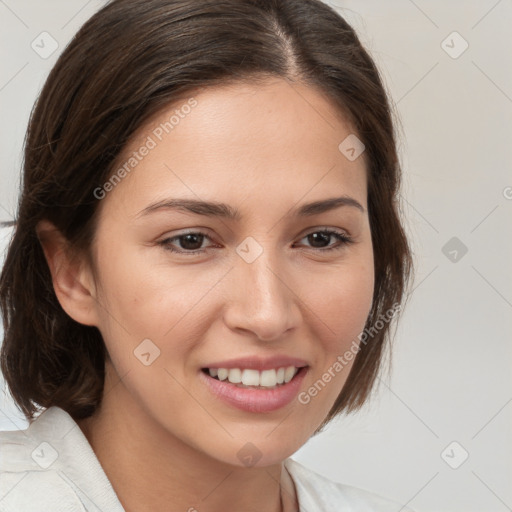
[156, 230, 216, 255]
[157, 226, 354, 256]
[297, 225, 352, 240]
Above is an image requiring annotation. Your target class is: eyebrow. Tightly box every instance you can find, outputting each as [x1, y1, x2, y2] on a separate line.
[135, 195, 365, 220]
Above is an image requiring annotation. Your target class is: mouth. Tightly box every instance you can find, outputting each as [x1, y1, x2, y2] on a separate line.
[201, 366, 303, 389]
[199, 365, 309, 413]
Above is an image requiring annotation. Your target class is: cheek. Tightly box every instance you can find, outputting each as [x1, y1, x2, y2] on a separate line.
[309, 256, 374, 345]
[302, 252, 374, 386]
[92, 240, 221, 363]
[336, 262, 374, 333]
[291, 256, 374, 428]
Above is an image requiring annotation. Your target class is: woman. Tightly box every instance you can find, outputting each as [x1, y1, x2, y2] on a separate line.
[0, 0, 413, 510]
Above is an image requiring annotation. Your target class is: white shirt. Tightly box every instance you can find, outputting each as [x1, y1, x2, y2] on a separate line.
[0, 406, 414, 511]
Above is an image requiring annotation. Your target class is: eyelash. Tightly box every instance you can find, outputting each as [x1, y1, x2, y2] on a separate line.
[157, 229, 354, 256]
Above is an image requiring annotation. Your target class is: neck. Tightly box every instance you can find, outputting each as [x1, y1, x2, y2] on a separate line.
[77, 370, 298, 512]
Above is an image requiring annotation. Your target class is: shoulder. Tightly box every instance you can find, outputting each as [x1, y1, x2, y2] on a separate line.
[0, 407, 121, 512]
[284, 458, 416, 512]
[0, 407, 69, 474]
[0, 408, 86, 511]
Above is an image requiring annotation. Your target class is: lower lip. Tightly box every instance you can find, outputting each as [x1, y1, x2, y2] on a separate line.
[199, 367, 308, 413]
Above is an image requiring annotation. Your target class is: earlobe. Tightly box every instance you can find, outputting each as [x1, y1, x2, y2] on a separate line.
[35, 219, 100, 327]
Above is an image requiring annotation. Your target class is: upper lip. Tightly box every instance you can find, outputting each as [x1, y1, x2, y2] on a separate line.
[202, 355, 309, 371]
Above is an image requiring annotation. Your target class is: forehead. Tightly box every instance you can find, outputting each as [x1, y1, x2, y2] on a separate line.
[99, 78, 368, 221]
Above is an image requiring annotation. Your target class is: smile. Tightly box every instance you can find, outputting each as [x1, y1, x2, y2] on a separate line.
[200, 366, 308, 413]
[203, 366, 300, 388]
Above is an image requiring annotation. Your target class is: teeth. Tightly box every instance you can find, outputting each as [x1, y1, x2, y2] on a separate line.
[260, 369, 277, 387]
[208, 366, 299, 387]
[242, 369, 260, 386]
[284, 366, 296, 383]
[217, 368, 228, 381]
[228, 368, 242, 384]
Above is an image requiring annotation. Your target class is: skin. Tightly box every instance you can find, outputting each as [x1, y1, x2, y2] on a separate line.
[37, 77, 374, 512]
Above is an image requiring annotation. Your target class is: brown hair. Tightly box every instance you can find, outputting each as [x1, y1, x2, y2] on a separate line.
[0, 0, 412, 425]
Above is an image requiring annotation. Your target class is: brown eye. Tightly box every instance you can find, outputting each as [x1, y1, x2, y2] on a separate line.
[298, 229, 353, 252]
[158, 231, 213, 255]
[306, 232, 331, 248]
[175, 233, 205, 251]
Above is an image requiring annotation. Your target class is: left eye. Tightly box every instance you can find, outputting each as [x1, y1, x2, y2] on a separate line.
[158, 229, 353, 255]
[159, 232, 212, 253]
[297, 230, 353, 251]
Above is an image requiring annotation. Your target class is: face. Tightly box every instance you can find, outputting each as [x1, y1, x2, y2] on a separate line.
[85, 78, 374, 467]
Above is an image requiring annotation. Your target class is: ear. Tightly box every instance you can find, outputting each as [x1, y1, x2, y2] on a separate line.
[36, 219, 100, 327]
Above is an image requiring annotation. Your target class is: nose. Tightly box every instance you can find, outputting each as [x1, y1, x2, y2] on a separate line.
[222, 251, 301, 342]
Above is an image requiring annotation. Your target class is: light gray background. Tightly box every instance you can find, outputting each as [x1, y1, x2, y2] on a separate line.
[1, 1, 511, 511]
